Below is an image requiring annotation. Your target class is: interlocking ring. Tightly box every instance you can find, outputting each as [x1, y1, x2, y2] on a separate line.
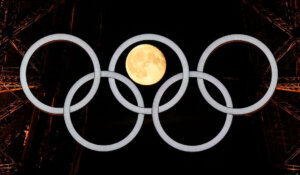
[197, 34, 278, 115]
[64, 71, 144, 152]
[108, 34, 189, 115]
[152, 71, 233, 152]
[20, 34, 101, 115]
[20, 33, 278, 152]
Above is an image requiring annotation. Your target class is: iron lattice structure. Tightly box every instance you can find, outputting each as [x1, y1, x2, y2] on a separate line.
[0, 0, 61, 173]
[243, 0, 300, 173]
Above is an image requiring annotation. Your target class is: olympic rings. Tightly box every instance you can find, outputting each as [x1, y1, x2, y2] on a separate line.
[20, 33, 278, 152]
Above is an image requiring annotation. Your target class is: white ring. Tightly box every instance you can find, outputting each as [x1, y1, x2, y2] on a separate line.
[197, 34, 278, 115]
[108, 34, 189, 115]
[64, 71, 144, 152]
[152, 71, 233, 152]
[20, 34, 101, 115]
[20, 33, 277, 152]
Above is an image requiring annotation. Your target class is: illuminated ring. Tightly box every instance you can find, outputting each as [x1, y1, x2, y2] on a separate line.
[20, 34, 101, 115]
[152, 71, 233, 152]
[197, 34, 278, 115]
[64, 71, 144, 152]
[108, 34, 189, 115]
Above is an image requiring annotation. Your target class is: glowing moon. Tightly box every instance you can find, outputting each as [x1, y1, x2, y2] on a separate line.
[126, 44, 167, 85]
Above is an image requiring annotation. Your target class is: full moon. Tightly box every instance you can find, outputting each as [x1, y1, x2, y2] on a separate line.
[126, 44, 166, 86]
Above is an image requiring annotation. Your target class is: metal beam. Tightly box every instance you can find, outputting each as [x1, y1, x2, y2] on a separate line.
[271, 100, 300, 121]
[284, 0, 300, 29]
[284, 143, 300, 171]
[243, 0, 293, 37]
[276, 83, 300, 92]
[0, 149, 17, 173]
[265, 37, 296, 74]
[0, 0, 60, 47]
[0, 67, 40, 94]
[0, 77, 40, 94]
[0, 98, 29, 122]
[9, 37, 40, 73]
[265, 77, 300, 93]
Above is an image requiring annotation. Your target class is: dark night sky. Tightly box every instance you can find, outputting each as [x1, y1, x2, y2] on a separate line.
[24, 0, 277, 174]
